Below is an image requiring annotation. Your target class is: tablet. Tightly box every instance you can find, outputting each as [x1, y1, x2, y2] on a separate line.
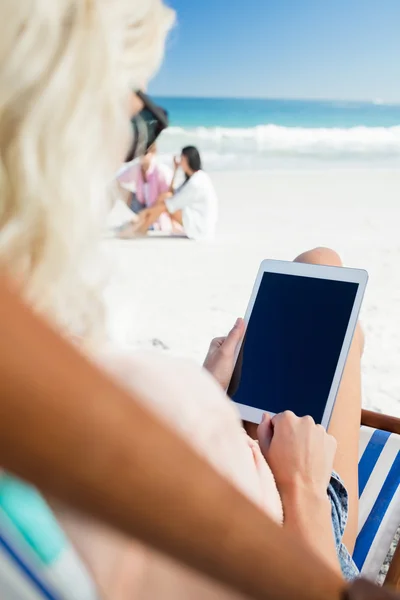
[227, 260, 368, 429]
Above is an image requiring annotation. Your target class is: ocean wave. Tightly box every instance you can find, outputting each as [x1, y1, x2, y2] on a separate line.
[163, 124, 400, 156]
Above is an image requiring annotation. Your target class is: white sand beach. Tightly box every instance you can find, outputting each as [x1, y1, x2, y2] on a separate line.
[103, 168, 400, 416]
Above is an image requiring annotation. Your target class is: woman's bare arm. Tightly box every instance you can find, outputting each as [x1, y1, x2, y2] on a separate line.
[168, 159, 180, 193]
[0, 275, 344, 600]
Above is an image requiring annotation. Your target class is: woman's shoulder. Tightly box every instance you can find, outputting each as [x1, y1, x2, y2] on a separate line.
[193, 169, 209, 180]
[190, 170, 214, 188]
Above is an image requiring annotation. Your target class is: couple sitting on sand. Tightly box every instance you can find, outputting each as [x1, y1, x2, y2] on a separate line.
[117, 144, 218, 240]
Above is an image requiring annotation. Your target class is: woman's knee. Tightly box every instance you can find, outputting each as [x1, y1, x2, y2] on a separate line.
[295, 247, 364, 355]
[294, 246, 342, 267]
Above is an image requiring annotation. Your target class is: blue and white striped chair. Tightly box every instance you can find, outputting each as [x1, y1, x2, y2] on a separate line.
[355, 411, 400, 588]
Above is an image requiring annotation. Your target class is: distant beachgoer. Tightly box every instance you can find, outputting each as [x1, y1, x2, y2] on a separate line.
[118, 143, 173, 230]
[123, 146, 219, 240]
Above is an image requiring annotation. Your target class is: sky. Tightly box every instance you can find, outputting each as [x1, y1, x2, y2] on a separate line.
[149, 0, 400, 102]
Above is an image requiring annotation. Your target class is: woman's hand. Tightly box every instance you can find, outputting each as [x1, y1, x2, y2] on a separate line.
[258, 411, 337, 500]
[173, 156, 181, 170]
[258, 412, 340, 573]
[203, 319, 245, 390]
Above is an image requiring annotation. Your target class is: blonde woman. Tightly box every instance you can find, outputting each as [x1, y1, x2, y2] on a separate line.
[0, 0, 362, 598]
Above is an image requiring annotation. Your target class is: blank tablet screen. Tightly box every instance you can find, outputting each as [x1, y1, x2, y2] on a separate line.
[228, 272, 359, 424]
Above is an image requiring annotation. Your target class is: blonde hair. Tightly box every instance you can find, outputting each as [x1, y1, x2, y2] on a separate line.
[0, 0, 174, 339]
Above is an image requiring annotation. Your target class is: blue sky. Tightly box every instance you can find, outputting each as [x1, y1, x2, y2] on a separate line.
[149, 0, 400, 102]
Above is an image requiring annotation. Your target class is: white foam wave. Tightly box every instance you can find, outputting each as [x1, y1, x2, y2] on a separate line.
[163, 124, 400, 156]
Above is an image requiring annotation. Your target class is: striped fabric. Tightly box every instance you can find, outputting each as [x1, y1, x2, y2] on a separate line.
[354, 425, 400, 581]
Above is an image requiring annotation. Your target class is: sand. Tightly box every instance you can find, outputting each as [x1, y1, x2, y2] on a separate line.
[103, 168, 400, 416]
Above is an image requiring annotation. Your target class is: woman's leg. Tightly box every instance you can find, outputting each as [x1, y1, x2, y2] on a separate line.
[295, 247, 362, 554]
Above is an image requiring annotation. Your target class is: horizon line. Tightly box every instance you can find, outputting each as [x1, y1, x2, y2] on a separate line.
[149, 93, 400, 105]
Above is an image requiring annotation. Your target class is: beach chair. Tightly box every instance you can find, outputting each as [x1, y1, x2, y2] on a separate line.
[358, 410, 400, 589]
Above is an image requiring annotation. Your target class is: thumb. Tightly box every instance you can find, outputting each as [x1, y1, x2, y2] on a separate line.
[257, 413, 274, 458]
[223, 318, 245, 352]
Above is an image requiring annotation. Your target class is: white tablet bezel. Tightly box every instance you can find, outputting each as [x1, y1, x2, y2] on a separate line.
[232, 259, 368, 429]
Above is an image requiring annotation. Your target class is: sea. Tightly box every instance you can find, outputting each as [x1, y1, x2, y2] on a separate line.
[154, 97, 400, 171]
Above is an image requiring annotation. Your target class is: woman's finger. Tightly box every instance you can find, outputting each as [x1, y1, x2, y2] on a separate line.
[210, 337, 226, 350]
[222, 318, 245, 353]
[257, 413, 274, 456]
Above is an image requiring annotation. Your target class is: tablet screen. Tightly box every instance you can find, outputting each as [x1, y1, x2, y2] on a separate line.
[228, 272, 359, 424]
